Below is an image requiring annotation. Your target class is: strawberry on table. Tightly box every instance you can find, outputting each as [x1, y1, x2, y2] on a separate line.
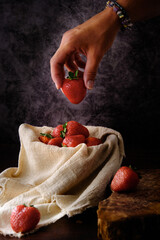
[111, 166, 139, 192]
[48, 137, 63, 147]
[10, 204, 40, 233]
[61, 70, 87, 104]
[62, 135, 85, 147]
[85, 137, 102, 146]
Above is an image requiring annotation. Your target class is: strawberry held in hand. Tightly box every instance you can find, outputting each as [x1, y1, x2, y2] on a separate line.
[111, 166, 139, 192]
[10, 204, 40, 233]
[62, 70, 87, 104]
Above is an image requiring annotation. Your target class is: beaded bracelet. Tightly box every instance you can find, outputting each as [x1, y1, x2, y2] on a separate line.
[106, 0, 133, 30]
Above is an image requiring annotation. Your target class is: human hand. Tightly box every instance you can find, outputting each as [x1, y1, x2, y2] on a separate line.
[50, 7, 120, 90]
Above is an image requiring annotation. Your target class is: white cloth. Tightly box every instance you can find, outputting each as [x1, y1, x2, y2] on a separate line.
[0, 123, 125, 237]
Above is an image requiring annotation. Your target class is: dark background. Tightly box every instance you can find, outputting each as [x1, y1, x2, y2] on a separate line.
[0, 0, 160, 167]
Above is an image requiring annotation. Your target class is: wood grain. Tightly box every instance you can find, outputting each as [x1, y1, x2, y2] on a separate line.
[97, 169, 160, 240]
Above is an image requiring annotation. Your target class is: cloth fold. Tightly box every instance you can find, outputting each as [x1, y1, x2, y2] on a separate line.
[0, 123, 125, 237]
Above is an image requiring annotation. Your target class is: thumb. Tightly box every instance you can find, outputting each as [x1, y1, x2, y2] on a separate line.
[83, 52, 100, 89]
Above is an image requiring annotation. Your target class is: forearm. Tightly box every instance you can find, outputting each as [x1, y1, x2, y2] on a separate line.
[118, 0, 160, 21]
[50, 0, 160, 89]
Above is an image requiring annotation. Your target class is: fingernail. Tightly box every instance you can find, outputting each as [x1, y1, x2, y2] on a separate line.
[87, 80, 94, 89]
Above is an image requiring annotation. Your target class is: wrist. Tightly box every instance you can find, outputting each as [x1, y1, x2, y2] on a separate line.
[117, 0, 136, 21]
[102, 6, 121, 32]
[105, 1, 133, 30]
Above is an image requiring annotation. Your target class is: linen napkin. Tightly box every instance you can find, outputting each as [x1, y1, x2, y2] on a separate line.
[0, 123, 125, 237]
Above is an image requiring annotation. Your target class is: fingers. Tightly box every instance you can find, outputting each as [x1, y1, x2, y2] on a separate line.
[51, 46, 101, 91]
[65, 52, 86, 72]
[50, 50, 65, 89]
[50, 47, 76, 89]
[83, 51, 100, 89]
[50, 50, 84, 89]
[65, 55, 77, 72]
[74, 52, 86, 69]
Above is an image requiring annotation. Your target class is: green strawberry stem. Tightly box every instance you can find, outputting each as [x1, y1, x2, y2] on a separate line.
[62, 143, 67, 147]
[40, 133, 53, 139]
[60, 122, 68, 138]
[67, 70, 79, 80]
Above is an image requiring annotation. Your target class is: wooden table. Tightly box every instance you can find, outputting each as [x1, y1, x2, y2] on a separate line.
[0, 144, 160, 240]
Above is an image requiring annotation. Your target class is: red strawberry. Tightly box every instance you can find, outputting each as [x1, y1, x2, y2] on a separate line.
[51, 125, 63, 138]
[62, 135, 85, 147]
[39, 133, 53, 144]
[61, 121, 89, 138]
[39, 136, 50, 144]
[111, 166, 139, 192]
[48, 137, 63, 147]
[85, 137, 102, 146]
[61, 70, 86, 104]
[10, 205, 40, 233]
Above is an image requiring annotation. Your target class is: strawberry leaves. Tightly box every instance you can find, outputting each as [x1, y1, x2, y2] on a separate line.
[60, 122, 68, 138]
[40, 133, 53, 139]
[67, 70, 79, 80]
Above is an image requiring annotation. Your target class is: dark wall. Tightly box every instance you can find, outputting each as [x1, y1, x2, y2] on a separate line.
[0, 0, 160, 150]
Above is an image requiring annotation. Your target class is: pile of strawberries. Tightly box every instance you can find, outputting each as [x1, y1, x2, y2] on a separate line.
[39, 120, 102, 147]
[9, 121, 140, 235]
